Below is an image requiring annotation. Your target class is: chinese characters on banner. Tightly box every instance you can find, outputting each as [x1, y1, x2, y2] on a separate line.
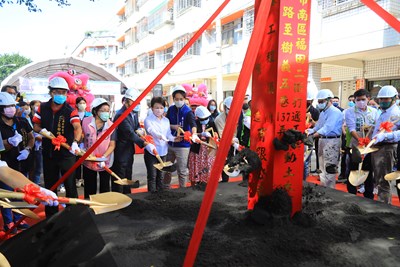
[249, 0, 311, 214]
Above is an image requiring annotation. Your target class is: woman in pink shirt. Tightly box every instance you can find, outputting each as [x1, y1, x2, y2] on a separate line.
[81, 98, 116, 198]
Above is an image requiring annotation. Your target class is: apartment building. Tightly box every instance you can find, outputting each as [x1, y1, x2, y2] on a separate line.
[112, 0, 255, 105]
[310, 0, 400, 106]
[110, 0, 399, 108]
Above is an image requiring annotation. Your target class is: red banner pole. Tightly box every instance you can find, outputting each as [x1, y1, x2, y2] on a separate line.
[183, 1, 273, 266]
[361, 0, 400, 33]
[47, 0, 232, 192]
[248, 0, 312, 213]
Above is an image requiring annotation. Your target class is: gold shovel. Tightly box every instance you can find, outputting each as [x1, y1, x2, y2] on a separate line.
[384, 171, 400, 181]
[103, 165, 136, 186]
[0, 199, 40, 220]
[0, 191, 132, 215]
[153, 149, 175, 172]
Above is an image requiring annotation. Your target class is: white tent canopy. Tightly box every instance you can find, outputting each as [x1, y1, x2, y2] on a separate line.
[1, 57, 127, 90]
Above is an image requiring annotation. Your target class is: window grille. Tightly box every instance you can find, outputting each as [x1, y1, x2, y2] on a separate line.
[174, 34, 202, 57]
[176, 0, 201, 14]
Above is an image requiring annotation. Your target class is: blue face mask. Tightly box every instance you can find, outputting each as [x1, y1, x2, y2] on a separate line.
[348, 101, 355, 108]
[200, 118, 209, 125]
[99, 112, 110, 122]
[53, 95, 67, 105]
[164, 107, 168, 113]
[133, 104, 141, 112]
[332, 102, 339, 107]
[209, 105, 216, 112]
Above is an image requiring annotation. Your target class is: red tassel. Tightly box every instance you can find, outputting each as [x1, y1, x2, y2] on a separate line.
[52, 135, 67, 151]
[358, 137, 371, 147]
[17, 184, 50, 205]
[379, 121, 394, 132]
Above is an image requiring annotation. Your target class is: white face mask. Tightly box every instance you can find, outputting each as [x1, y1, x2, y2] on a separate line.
[317, 102, 327, 111]
[174, 101, 184, 108]
[356, 100, 367, 109]
[77, 103, 86, 111]
[24, 108, 31, 115]
[153, 108, 164, 117]
[34, 106, 39, 112]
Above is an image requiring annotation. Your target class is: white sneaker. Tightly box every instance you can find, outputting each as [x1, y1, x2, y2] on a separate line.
[358, 184, 365, 194]
[76, 179, 84, 187]
[59, 186, 66, 193]
[373, 186, 378, 195]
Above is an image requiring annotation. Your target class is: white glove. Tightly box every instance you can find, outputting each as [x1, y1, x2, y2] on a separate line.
[373, 132, 386, 144]
[98, 161, 106, 168]
[69, 141, 80, 155]
[8, 131, 23, 147]
[145, 143, 156, 155]
[232, 142, 240, 151]
[201, 132, 212, 138]
[136, 128, 145, 136]
[232, 137, 239, 144]
[191, 134, 201, 143]
[17, 149, 30, 161]
[39, 128, 50, 136]
[39, 187, 59, 207]
[306, 128, 315, 135]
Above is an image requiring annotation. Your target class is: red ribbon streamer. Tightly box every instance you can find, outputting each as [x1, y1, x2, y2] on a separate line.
[183, 1, 272, 266]
[144, 135, 155, 145]
[183, 131, 193, 143]
[358, 137, 371, 147]
[17, 184, 50, 205]
[361, 0, 400, 33]
[380, 121, 394, 132]
[52, 135, 67, 151]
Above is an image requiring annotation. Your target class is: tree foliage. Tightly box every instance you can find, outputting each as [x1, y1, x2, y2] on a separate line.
[0, 53, 31, 84]
[0, 0, 94, 12]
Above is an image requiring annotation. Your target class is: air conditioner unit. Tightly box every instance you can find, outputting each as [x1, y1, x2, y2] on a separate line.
[165, 20, 175, 25]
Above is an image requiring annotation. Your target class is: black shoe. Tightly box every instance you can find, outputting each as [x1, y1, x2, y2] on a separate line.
[132, 180, 140, 188]
[337, 178, 347, 184]
[238, 180, 248, 187]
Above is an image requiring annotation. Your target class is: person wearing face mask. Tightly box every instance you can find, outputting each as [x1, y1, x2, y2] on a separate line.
[32, 76, 82, 218]
[214, 96, 244, 182]
[144, 97, 180, 193]
[207, 99, 219, 119]
[304, 90, 320, 179]
[306, 89, 343, 189]
[164, 85, 197, 188]
[80, 98, 115, 198]
[188, 106, 217, 190]
[332, 96, 344, 111]
[1, 85, 24, 118]
[0, 92, 35, 232]
[344, 89, 378, 199]
[27, 100, 43, 186]
[112, 88, 155, 194]
[369, 85, 400, 204]
[348, 95, 355, 108]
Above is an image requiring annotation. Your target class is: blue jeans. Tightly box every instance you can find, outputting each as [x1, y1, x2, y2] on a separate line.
[32, 149, 43, 185]
[0, 182, 22, 225]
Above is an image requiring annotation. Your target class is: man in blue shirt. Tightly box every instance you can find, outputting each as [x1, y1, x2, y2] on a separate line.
[307, 89, 343, 188]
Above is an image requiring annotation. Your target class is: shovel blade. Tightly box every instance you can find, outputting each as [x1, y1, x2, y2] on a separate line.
[89, 192, 132, 215]
[349, 170, 369, 186]
[384, 171, 400, 181]
[113, 178, 135, 186]
[223, 164, 240, 177]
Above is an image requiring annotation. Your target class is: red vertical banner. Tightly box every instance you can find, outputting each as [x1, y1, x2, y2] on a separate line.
[249, 0, 312, 214]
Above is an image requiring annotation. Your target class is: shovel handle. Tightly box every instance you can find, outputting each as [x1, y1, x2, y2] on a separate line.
[0, 192, 25, 200]
[103, 166, 123, 181]
[57, 196, 113, 206]
[366, 129, 385, 149]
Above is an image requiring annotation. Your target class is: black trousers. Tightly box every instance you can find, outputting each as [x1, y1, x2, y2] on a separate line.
[144, 150, 165, 193]
[43, 156, 78, 217]
[82, 165, 111, 199]
[111, 144, 135, 194]
[347, 153, 374, 199]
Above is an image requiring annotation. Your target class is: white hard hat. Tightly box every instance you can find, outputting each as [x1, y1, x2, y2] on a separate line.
[48, 77, 69, 90]
[377, 85, 398, 98]
[307, 90, 317, 100]
[125, 88, 140, 101]
[307, 78, 318, 100]
[172, 85, 186, 96]
[316, 89, 334, 100]
[91, 98, 109, 110]
[223, 96, 233, 109]
[195, 106, 211, 119]
[0, 92, 18, 106]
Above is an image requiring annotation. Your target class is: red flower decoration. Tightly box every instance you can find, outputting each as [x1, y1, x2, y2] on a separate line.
[144, 135, 155, 145]
[184, 131, 192, 143]
[379, 121, 394, 132]
[358, 137, 371, 147]
[17, 184, 50, 205]
[52, 135, 67, 151]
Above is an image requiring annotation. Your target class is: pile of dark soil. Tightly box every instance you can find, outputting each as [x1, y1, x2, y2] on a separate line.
[1, 182, 400, 266]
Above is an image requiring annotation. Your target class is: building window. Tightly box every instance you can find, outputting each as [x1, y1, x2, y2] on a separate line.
[125, 59, 134, 76]
[176, 0, 201, 14]
[136, 0, 149, 10]
[319, 0, 354, 10]
[243, 7, 254, 36]
[157, 47, 173, 64]
[174, 34, 201, 57]
[148, 2, 172, 31]
[367, 79, 400, 97]
[137, 17, 148, 41]
[137, 53, 150, 73]
[222, 18, 243, 46]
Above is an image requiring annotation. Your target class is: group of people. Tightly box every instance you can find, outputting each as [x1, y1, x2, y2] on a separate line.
[306, 85, 400, 205]
[0, 75, 253, 233]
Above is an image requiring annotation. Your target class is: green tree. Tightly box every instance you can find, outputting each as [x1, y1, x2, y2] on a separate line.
[0, 53, 31, 85]
[0, 0, 94, 12]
